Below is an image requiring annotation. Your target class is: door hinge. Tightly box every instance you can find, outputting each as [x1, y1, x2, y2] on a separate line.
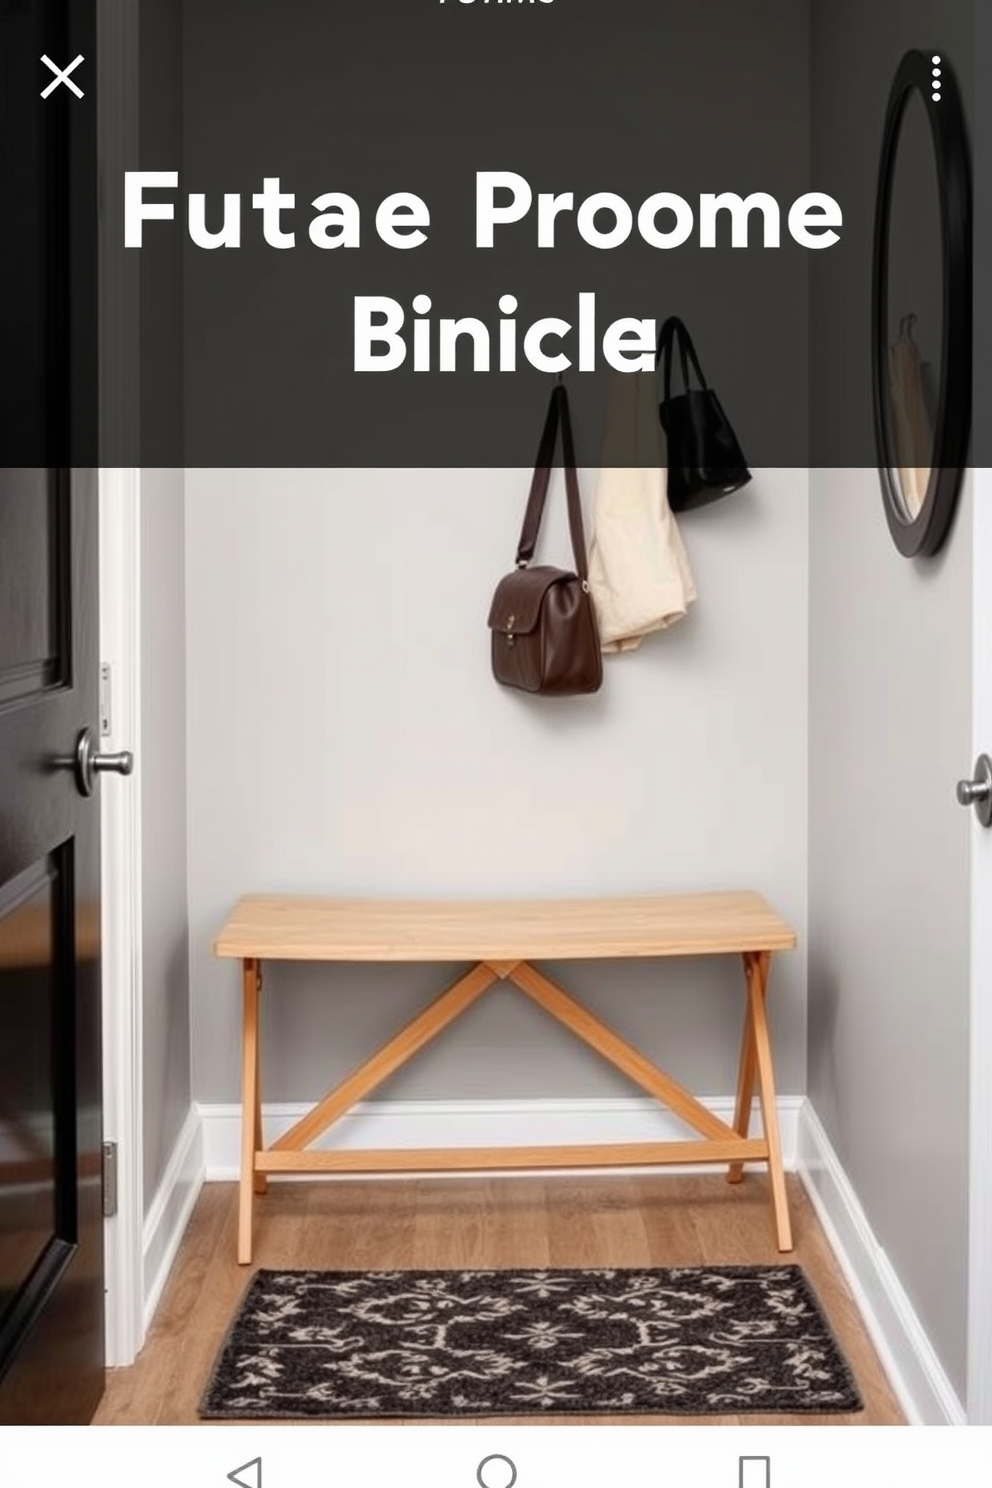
[102, 1140, 118, 1218]
[99, 662, 112, 737]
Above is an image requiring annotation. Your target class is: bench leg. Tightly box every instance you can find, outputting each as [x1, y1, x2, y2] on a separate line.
[727, 965, 756, 1185]
[238, 957, 260, 1265]
[747, 951, 793, 1252]
[254, 985, 268, 1197]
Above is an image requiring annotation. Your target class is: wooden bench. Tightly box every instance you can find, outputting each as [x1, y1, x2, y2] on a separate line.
[215, 890, 797, 1264]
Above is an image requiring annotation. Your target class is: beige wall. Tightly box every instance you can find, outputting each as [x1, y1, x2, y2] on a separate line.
[184, 467, 809, 1108]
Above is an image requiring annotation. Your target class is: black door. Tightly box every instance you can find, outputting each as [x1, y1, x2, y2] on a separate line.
[0, 0, 103, 1426]
[0, 474, 103, 1426]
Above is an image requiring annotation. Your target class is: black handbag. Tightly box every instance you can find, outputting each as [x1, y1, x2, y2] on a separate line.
[656, 316, 752, 511]
[487, 383, 603, 697]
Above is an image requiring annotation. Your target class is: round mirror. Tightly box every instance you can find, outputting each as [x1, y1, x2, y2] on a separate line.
[871, 50, 972, 558]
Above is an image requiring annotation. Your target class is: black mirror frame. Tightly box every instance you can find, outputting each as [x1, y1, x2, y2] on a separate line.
[871, 49, 972, 558]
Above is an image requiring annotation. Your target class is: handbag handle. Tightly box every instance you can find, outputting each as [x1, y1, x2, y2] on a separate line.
[515, 382, 589, 581]
[656, 316, 710, 406]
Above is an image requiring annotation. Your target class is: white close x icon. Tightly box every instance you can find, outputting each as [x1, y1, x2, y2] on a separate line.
[40, 53, 85, 99]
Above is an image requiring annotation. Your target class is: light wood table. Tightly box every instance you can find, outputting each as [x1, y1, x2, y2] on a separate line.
[215, 890, 797, 1264]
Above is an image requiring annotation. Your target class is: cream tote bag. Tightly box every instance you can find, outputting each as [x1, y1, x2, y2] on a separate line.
[588, 369, 697, 653]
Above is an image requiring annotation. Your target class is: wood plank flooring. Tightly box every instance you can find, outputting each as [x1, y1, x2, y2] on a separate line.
[95, 1173, 905, 1426]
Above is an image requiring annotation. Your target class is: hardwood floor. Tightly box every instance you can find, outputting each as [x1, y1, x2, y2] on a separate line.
[95, 1173, 905, 1426]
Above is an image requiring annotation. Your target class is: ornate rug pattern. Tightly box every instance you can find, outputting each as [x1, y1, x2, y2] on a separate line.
[199, 1265, 863, 1418]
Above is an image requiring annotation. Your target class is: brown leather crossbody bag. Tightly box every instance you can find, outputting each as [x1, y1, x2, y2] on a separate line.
[488, 383, 603, 696]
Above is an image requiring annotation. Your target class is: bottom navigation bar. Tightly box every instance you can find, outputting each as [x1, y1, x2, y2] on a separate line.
[2, 1425, 990, 1487]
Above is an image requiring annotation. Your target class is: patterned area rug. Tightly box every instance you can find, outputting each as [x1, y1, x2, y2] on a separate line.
[200, 1265, 863, 1418]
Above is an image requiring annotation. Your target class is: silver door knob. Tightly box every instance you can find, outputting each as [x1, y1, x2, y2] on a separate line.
[956, 754, 992, 827]
[61, 727, 134, 798]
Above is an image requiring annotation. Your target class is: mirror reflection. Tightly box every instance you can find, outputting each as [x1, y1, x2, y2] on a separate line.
[885, 90, 942, 521]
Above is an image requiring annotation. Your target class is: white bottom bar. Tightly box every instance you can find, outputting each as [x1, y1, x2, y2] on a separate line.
[4, 1426, 992, 1487]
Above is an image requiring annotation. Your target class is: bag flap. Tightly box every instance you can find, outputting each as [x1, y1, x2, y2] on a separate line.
[487, 565, 576, 635]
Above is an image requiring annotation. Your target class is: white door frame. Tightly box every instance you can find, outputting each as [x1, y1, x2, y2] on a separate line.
[968, 470, 992, 1423]
[99, 471, 145, 1368]
[97, 0, 145, 1369]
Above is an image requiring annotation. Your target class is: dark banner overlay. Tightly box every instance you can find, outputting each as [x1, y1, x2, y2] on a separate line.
[0, 0, 981, 467]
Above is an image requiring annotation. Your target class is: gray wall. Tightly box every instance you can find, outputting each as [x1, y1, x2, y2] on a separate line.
[809, 0, 975, 1401]
[141, 470, 192, 1212]
[184, 468, 808, 1106]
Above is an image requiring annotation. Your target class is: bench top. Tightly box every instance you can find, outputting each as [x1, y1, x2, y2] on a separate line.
[214, 890, 796, 963]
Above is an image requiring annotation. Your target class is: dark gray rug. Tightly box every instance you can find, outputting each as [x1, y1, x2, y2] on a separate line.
[199, 1265, 863, 1419]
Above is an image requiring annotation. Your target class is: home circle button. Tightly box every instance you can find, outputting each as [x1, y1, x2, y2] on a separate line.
[477, 1455, 517, 1488]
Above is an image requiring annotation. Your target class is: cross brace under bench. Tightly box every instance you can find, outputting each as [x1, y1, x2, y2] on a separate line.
[214, 891, 797, 1265]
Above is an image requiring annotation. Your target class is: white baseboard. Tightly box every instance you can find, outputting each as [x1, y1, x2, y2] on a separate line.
[198, 1094, 803, 1181]
[797, 1101, 965, 1425]
[142, 1106, 205, 1337]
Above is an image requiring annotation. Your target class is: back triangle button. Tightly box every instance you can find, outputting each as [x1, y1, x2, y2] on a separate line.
[228, 1459, 262, 1488]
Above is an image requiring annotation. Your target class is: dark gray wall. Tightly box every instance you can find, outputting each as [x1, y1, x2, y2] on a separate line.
[176, 0, 813, 467]
[139, 0, 184, 463]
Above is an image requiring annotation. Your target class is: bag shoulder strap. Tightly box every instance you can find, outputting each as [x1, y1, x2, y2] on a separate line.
[515, 383, 589, 581]
[656, 316, 710, 403]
